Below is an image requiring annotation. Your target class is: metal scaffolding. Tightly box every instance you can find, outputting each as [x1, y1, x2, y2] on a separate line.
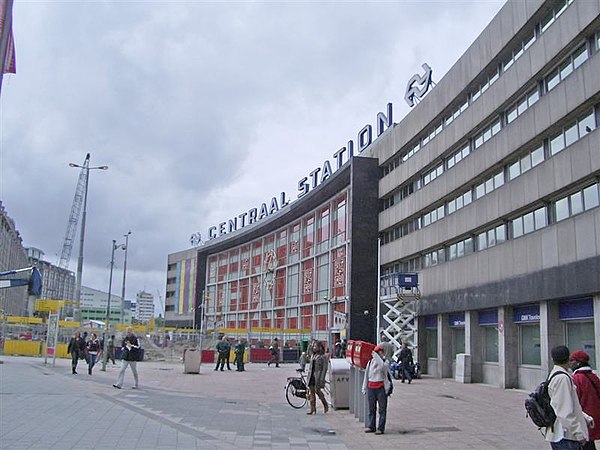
[378, 273, 420, 360]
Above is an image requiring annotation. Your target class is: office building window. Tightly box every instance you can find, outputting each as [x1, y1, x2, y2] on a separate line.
[555, 182, 600, 222]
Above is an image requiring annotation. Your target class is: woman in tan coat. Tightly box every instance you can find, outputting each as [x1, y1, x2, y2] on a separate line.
[306, 340, 328, 414]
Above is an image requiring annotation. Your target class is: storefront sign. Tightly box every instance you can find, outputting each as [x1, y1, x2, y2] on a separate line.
[513, 304, 540, 323]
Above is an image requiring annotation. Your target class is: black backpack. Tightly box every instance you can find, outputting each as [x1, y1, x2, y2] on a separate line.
[525, 371, 570, 428]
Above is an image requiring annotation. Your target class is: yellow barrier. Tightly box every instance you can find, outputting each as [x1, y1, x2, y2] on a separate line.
[228, 350, 248, 363]
[3, 340, 42, 356]
[41, 342, 69, 358]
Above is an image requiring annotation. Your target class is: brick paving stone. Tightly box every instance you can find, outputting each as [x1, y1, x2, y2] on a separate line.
[0, 355, 560, 449]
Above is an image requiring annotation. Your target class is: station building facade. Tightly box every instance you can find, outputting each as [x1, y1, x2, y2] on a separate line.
[167, 0, 600, 390]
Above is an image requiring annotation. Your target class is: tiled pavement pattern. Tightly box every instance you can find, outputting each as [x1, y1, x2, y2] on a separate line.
[0, 355, 560, 449]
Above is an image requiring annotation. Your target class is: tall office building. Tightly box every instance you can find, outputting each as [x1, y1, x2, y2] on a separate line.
[135, 290, 155, 323]
[0, 201, 29, 316]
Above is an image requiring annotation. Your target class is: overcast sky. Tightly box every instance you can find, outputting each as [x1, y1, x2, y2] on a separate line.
[0, 0, 504, 315]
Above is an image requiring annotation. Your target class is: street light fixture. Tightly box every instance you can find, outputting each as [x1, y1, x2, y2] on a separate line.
[69, 154, 108, 322]
[120, 231, 132, 324]
[101, 239, 125, 371]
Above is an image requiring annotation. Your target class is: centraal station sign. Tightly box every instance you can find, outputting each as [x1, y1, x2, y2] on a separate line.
[202, 103, 392, 242]
[196, 64, 434, 243]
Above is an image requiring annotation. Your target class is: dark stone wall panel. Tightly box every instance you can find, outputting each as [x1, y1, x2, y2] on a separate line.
[418, 255, 600, 315]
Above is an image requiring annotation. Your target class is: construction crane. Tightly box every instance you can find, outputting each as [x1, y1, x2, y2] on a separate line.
[57, 153, 90, 269]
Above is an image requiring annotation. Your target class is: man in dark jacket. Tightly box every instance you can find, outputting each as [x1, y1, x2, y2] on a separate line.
[113, 327, 140, 389]
[67, 331, 86, 374]
[234, 338, 246, 372]
[215, 336, 231, 371]
[399, 341, 414, 384]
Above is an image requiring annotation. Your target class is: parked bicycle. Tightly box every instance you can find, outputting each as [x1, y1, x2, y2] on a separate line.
[285, 369, 331, 409]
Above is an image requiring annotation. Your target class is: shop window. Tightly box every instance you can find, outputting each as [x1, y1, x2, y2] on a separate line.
[484, 327, 499, 362]
[520, 324, 541, 365]
[566, 321, 596, 369]
[426, 328, 438, 359]
[452, 328, 465, 356]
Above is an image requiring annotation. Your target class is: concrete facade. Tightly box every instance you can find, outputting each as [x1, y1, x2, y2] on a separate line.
[373, 0, 600, 390]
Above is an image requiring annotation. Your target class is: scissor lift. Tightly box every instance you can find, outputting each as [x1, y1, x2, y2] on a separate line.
[379, 272, 420, 360]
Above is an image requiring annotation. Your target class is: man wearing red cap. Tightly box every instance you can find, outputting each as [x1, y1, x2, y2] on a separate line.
[570, 350, 600, 450]
[362, 345, 393, 435]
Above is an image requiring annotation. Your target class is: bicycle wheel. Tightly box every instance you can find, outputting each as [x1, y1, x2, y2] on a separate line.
[286, 380, 308, 409]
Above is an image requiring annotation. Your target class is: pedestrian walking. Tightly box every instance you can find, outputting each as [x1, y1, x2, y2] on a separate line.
[362, 345, 393, 435]
[86, 333, 100, 375]
[215, 336, 231, 371]
[340, 339, 347, 358]
[268, 337, 280, 367]
[66, 331, 86, 374]
[379, 336, 395, 363]
[106, 334, 116, 365]
[399, 341, 414, 384]
[234, 338, 246, 372]
[543, 345, 594, 449]
[306, 340, 328, 415]
[113, 327, 140, 389]
[570, 350, 600, 450]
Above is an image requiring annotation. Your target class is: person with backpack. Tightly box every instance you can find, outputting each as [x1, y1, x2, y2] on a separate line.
[570, 350, 600, 450]
[544, 345, 594, 449]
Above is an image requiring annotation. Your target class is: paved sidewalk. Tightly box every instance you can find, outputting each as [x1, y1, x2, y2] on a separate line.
[0, 355, 550, 449]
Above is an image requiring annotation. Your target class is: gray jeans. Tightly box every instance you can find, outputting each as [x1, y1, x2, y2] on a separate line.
[116, 360, 138, 388]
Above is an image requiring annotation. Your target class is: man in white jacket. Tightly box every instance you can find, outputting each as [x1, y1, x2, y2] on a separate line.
[544, 345, 594, 450]
[362, 346, 392, 435]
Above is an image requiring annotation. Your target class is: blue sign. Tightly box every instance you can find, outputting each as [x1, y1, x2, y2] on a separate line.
[424, 315, 437, 328]
[449, 312, 465, 327]
[513, 304, 540, 323]
[559, 298, 593, 320]
[478, 309, 498, 326]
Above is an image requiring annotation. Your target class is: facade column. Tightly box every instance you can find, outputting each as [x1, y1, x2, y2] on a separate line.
[465, 310, 482, 383]
[594, 295, 600, 370]
[540, 300, 562, 374]
[437, 313, 452, 378]
[416, 315, 427, 373]
[498, 306, 518, 388]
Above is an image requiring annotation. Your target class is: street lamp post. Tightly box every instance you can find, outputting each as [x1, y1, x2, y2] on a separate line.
[69, 154, 108, 322]
[120, 231, 132, 324]
[101, 240, 125, 371]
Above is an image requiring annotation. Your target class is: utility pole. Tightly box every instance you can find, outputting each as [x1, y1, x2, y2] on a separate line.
[120, 231, 132, 324]
[101, 240, 124, 371]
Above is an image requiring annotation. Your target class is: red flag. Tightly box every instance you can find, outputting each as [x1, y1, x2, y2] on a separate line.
[0, 0, 16, 74]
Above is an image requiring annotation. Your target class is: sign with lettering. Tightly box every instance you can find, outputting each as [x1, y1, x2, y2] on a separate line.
[200, 102, 394, 243]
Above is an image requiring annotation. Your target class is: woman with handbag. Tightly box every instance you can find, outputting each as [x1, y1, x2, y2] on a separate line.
[306, 340, 329, 415]
[362, 345, 393, 435]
